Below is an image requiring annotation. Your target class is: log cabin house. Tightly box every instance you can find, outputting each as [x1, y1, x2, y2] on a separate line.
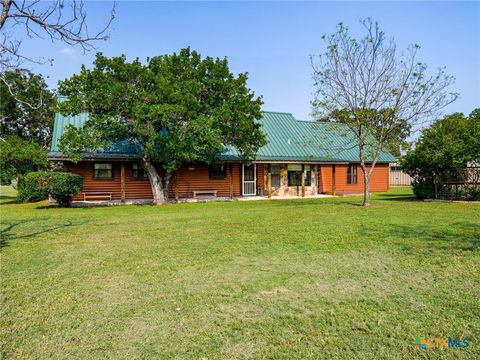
[48, 111, 396, 202]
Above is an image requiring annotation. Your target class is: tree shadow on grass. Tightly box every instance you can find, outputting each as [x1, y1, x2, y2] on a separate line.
[267, 197, 350, 208]
[374, 193, 418, 202]
[0, 219, 89, 250]
[0, 195, 19, 205]
[385, 222, 480, 252]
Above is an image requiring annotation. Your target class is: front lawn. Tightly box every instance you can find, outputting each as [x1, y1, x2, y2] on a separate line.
[0, 185, 17, 204]
[1, 187, 478, 358]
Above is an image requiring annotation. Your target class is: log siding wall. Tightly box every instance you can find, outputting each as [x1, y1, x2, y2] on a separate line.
[318, 163, 390, 194]
[66, 161, 391, 201]
[169, 163, 242, 198]
[68, 162, 153, 201]
[68, 161, 242, 200]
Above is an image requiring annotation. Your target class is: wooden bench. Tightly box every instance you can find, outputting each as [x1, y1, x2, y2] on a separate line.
[83, 191, 113, 201]
[192, 190, 218, 198]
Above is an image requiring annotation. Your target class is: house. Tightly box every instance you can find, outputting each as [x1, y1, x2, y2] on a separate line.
[48, 111, 396, 202]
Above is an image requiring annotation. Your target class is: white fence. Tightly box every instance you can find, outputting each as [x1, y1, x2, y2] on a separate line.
[390, 165, 412, 186]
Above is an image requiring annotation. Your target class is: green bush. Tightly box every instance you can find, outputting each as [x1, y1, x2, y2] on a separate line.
[17, 171, 52, 202]
[48, 172, 83, 207]
[464, 186, 480, 201]
[17, 171, 83, 207]
[411, 179, 435, 200]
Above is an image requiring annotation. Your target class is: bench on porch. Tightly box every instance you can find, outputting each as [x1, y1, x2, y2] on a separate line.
[192, 190, 218, 198]
[83, 191, 113, 201]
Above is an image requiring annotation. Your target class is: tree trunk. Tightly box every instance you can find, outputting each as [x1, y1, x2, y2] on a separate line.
[142, 157, 165, 205]
[362, 165, 371, 207]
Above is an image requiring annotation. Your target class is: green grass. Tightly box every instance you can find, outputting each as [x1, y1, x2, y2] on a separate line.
[1, 187, 479, 359]
[0, 185, 17, 204]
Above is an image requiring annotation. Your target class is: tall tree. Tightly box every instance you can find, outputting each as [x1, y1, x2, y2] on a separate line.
[0, 69, 55, 147]
[311, 19, 457, 206]
[57, 49, 267, 204]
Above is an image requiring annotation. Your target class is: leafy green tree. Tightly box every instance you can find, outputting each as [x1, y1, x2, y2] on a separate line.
[0, 135, 48, 185]
[0, 69, 55, 148]
[401, 109, 480, 199]
[58, 49, 266, 204]
[311, 19, 457, 206]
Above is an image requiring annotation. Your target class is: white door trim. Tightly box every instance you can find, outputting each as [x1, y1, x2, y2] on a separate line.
[242, 163, 257, 196]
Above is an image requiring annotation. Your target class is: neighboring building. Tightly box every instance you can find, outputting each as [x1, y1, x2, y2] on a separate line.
[48, 111, 396, 202]
[389, 163, 413, 186]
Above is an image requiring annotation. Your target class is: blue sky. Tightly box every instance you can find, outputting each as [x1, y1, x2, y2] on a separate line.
[20, 1, 480, 120]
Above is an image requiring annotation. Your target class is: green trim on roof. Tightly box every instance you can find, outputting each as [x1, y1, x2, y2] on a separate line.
[49, 111, 396, 163]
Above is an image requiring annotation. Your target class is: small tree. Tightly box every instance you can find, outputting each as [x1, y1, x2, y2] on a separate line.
[0, 69, 55, 148]
[311, 19, 457, 206]
[58, 49, 267, 204]
[401, 109, 480, 200]
[0, 135, 48, 185]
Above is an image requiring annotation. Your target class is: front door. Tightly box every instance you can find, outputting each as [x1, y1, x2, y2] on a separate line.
[242, 164, 256, 196]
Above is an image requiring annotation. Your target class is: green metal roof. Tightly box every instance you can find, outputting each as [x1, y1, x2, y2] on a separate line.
[50, 111, 142, 158]
[49, 111, 396, 163]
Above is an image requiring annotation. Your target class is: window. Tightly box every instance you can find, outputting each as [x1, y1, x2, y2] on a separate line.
[271, 165, 280, 187]
[132, 163, 148, 179]
[287, 164, 311, 187]
[209, 164, 226, 180]
[94, 163, 113, 179]
[347, 164, 358, 184]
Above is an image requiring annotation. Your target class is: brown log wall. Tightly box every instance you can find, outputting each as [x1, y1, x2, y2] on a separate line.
[318, 163, 390, 194]
[66, 161, 391, 200]
[67, 161, 242, 200]
[67, 162, 153, 201]
[169, 163, 241, 198]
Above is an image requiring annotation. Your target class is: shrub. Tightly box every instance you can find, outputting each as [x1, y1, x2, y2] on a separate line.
[411, 179, 435, 200]
[48, 172, 83, 207]
[464, 186, 480, 201]
[17, 171, 52, 202]
[17, 171, 83, 207]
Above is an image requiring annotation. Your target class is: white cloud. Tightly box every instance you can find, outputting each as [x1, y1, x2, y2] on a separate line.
[59, 47, 75, 57]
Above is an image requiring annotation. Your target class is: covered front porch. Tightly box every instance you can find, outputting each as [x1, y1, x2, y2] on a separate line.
[235, 162, 324, 199]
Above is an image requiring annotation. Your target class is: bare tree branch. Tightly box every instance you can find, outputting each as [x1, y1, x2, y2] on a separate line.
[0, 0, 115, 108]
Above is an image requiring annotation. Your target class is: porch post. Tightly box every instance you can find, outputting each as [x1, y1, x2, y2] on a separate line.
[229, 163, 234, 199]
[267, 164, 272, 199]
[301, 164, 306, 197]
[120, 163, 126, 202]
